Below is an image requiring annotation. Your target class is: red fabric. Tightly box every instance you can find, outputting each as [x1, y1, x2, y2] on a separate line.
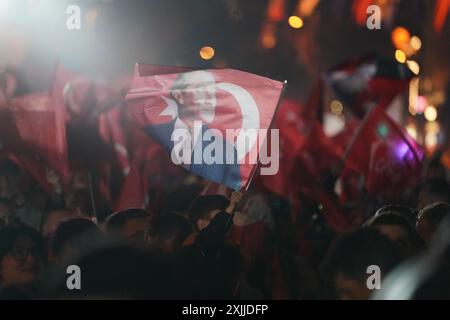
[126, 63, 284, 190]
[260, 86, 351, 230]
[99, 107, 130, 176]
[260, 80, 323, 198]
[434, 0, 450, 33]
[0, 91, 69, 191]
[115, 150, 150, 210]
[344, 105, 424, 199]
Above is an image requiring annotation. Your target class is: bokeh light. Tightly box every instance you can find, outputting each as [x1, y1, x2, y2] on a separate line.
[330, 100, 343, 115]
[424, 105, 438, 122]
[288, 15, 304, 29]
[410, 36, 422, 51]
[406, 123, 417, 140]
[199, 46, 215, 60]
[395, 49, 406, 63]
[406, 60, 420, 75]
[391, 27, 411, 50]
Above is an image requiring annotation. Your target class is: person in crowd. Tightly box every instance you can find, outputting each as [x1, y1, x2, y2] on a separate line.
[104, 208, 150, 246]
[188, 194, 231, 232]
[0, 198, 22, 227]
[56, 245, 172, 299]
[162, 183, 204, 214]
[172, 192, 243, 299]
[424, 151, 447, 180]
[0, 225, 46, 299]
[0, 161, 21, 201]
[374, 204, 418, 228]
[37, 218, 105, 298]
[146, 211, 192, 255]
[320, 228, 400, 300]
[416, 202, 450, 245]
[64, 189, 94, 219]
[50, 218, 104, 267]
[365, 211, 423, 258]
[417, 178, 450, 210]
[41, 209, 78, 240]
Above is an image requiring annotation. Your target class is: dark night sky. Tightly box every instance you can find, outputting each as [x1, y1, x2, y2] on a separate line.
[3, 0, 449, 103]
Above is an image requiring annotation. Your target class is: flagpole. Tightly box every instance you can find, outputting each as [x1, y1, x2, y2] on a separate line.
[87, 171, 98, 221]
[342, 104, 376, 163]
[243, 80, 288, 193]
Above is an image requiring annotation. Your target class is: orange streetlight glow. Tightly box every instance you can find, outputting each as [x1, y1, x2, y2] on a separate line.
[288, 15, 304, 29]
[199, 46, 215, 60]
[391, 27, 411, 50]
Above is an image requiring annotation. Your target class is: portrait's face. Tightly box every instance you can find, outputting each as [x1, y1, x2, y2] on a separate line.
[171, 71, 217, 127]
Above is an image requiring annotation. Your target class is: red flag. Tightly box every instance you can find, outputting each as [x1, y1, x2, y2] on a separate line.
[259, 98, 306, 197]
[326, 57, 414, 118]
[115, 150, 151, 210]
[98, 106, 130, 176]
[115, 141, 183, 211]
[344, 105, 424, 198]
[260, 81, 323, 197]
[274, 98, 309, 159]
[0, 92, 68, 190]
[332, 118, 360, 150]
[257, 80, 352, 230]
[49, 65, 73, 182]
[126, 63, 284, 191]
[338, 167, 365, 207]
[352, 0, 374, 26]
[434, 0, 450, 33]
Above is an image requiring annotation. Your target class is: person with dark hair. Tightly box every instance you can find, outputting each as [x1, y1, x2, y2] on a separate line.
[425, 150, 447, 180]
[365, 211, 422, 258]
[54, 245, 172, 299]
[0, 225, 46, 299]
[162, 183, 204, 214]
[417, 202, 450, 245]
[50, 218, 104, 267]
[173, 191, 243, 299]
[64, 189, 94, 218]
[188, 194, 230, 231]
[320, 228, 400, 300]
[146, 211, 192, 254]
[0, 198, 22, 227]
[41, 209, 78, 240]
[104, 208, 150, 246]
[374, 204, 418, 227]
[417, 178, 450, 210]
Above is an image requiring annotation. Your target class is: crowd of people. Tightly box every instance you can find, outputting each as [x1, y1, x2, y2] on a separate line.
[1, 153, 450, 300]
